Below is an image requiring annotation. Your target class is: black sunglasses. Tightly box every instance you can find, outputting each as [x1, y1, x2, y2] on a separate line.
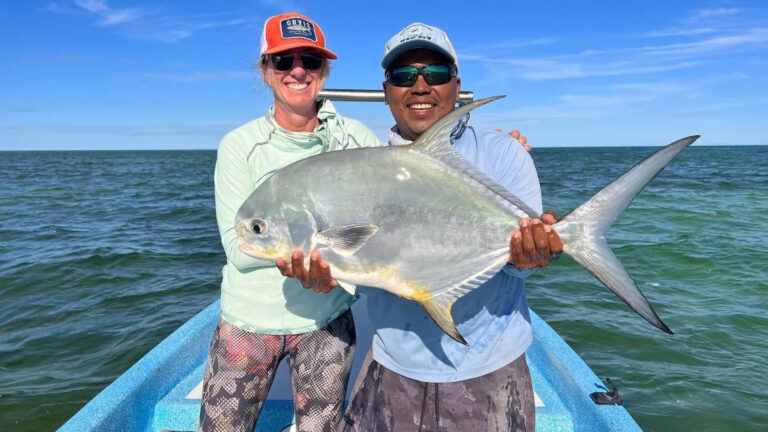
[385, 64, 457, 87]
[268, 52, 324, 71]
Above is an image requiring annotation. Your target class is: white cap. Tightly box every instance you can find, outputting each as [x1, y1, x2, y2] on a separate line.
[381, 23, 458, 70]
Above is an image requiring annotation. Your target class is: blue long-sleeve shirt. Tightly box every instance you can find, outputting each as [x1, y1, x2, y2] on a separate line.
[357, 125, 543, 382]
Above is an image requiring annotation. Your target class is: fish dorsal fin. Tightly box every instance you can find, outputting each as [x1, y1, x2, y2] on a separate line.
[412, 95, 504, 156]
[316, 224, 379, 257]
[410, 95, 539, 218]
[419, 251, 509, 346]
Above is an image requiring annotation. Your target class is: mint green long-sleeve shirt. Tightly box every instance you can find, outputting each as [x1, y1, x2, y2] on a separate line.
[215, 100, 381, 334]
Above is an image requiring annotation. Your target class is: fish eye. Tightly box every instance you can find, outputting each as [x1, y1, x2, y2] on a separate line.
[252, 219, 267, 235]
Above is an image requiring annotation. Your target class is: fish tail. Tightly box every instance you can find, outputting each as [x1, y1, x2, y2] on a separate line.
[553, 135, 699, 334]
[420, 297, 468, 345]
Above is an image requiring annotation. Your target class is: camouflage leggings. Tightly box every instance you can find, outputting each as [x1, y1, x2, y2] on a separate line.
[198, 310, 355, 432]
[340, 349, 534, 432]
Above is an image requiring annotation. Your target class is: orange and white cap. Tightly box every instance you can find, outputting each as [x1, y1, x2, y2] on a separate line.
[260, 12, 337, 59]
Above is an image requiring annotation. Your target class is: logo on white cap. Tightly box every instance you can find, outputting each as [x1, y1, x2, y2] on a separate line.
[401, 23, 431, 42]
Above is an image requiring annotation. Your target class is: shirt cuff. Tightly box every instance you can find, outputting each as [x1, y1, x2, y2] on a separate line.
[502, 264, 535, 279]
[337, 281, 356, 295]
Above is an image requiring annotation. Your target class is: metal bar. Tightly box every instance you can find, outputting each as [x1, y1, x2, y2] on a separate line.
[318, 89, 475, 104]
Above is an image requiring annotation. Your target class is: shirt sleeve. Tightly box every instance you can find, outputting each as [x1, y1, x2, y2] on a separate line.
[214, 132, 273, 271]
[476, 131, 544, 278]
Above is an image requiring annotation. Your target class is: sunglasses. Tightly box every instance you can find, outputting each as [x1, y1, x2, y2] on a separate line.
[268, 51, 324, 71]
[385, 64, 457, 87]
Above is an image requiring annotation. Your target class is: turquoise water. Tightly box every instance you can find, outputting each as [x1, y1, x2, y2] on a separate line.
[1, 146, 766, 431]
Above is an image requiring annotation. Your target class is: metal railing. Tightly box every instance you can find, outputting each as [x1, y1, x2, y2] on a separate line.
[318, 89, 475, 105]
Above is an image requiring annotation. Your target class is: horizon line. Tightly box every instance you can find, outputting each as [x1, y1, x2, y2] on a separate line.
[1, 143, 766, 152]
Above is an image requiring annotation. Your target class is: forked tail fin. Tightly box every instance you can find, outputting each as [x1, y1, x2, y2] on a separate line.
[554, 136, 700, 334]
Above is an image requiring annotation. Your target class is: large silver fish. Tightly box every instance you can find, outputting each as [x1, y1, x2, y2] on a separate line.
[236, 95, 697, 344]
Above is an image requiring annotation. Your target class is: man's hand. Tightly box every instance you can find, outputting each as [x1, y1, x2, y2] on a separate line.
[496, 128, 531, 152]
[509, 210, 563, 269]
[276, 249, 339, 294]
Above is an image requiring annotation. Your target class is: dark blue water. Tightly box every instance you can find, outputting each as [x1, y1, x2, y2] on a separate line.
[1, 146, 766, 431]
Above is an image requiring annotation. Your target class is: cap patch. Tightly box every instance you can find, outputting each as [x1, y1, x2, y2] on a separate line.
[400, 24, 433, 43]
[280, 17, 317, 42]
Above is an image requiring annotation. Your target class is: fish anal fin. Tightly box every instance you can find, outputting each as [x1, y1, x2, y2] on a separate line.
[316, 224, 379, 257]
[419, 294, 467, 346]
[414, 255, 509, 345]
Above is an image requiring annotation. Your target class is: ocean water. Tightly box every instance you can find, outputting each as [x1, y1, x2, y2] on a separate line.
[1, 146, 766, 431]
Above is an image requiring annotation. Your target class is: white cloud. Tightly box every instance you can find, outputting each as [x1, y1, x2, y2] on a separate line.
[667, 95, 768, 117]
[73, 0, 108, 13]
[99, 8, 142, 26]
[473, 73, 762, 129]
[49, 2, 249, 43]
[473, 38, 557, 50]
[639, 28, 768, 57]
[523, 61, 701, 80]
[123, 16, 247, 43]
[45, 3, 70, 14]
[73, 0, 142, 26]
[604, 81, 687, 94]
[469, 54, 702, 80]
[464, 23, 768, 82]
[642, 28, 716, 38]
[688, 8, 740, 22]
[472, 76, 705, 126]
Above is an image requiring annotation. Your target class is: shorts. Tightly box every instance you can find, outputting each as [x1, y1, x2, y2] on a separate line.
[340, 349, 534, 432]
[198, 309, 355, 432]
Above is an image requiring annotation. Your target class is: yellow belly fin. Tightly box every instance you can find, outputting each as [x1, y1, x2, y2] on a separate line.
[419, 295, 467, 345]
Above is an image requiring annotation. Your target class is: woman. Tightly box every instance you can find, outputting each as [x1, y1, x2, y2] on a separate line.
[198, 12, 380, 432]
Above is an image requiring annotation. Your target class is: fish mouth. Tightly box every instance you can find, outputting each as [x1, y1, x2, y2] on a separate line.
[237, 241, 292, 261]
[235, 220, 250, 243]
[238, 242, 264, 258]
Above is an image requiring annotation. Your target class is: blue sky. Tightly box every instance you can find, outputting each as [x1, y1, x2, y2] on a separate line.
[1, 0, 767, 150]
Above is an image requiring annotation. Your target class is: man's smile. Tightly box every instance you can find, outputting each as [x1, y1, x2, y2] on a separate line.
[407, 103, 436, 110]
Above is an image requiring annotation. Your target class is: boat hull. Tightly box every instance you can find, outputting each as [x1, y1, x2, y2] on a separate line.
[59, 299, 641, 431]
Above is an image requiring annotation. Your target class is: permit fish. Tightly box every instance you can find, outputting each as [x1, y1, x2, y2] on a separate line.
[235, 95, 697, 344]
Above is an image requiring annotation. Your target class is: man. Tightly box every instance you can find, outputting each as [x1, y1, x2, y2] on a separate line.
[280, 23, 561, 431]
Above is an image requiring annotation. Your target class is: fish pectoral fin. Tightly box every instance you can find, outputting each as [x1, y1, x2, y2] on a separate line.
[316, 224, 379, 257]
[420, 296, 467, 346]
